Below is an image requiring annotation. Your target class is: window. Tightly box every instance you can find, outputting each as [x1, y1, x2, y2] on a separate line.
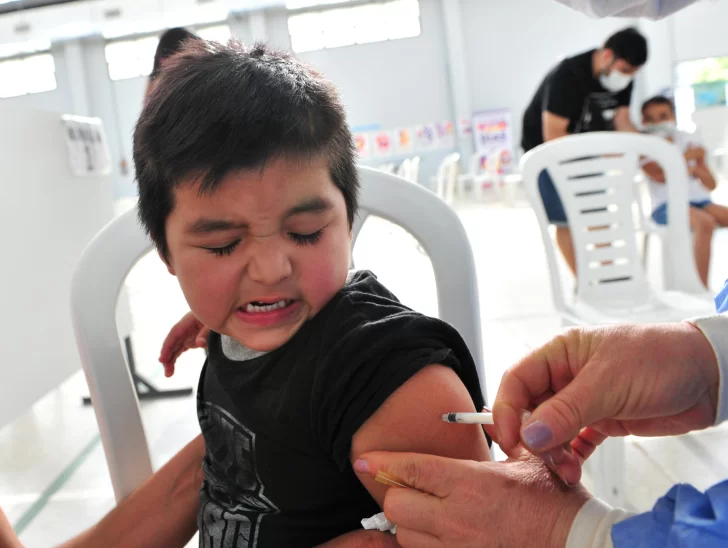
[105, 36, 158, 81]
[674, 57, 728, 131]
[0, 53, 56, 99]
[196, 24, 232, 44]
[105, 25, 232, 81]
[288, 0, 420, 54]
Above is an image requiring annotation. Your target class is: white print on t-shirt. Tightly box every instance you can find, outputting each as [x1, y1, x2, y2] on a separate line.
[198, 401, 280, 548]
[576, 92, 621, 134]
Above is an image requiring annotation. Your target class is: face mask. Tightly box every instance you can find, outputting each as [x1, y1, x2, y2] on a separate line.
[643, 121, 677, 139]
[600, 68, 633, 93]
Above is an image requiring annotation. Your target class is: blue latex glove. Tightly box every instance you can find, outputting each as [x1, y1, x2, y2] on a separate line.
[716, 280, 728, 314]
[612, 482, 728, 546]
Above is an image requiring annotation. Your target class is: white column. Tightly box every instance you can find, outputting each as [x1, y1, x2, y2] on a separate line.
[440, 0, 474, 166]
[62, 39, 91, 116]
[248, 11, 268, 42]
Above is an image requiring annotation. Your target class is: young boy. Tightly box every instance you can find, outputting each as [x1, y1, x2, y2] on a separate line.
[641, 95, 728, 287]
[135, 40, 490, 546]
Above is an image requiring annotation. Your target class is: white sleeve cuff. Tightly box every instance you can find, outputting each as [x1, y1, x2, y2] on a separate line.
[566, 498, 633, 548]
[687, 315, 728, 425]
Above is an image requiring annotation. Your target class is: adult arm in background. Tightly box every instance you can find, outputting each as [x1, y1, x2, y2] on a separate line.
[0, 434, 206, 548]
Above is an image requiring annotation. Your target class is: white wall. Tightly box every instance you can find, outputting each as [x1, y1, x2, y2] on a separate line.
[0, 105, 115, 428]
[460, 0, 633, 150]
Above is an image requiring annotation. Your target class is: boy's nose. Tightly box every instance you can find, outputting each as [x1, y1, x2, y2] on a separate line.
[248, 246, 292, 286]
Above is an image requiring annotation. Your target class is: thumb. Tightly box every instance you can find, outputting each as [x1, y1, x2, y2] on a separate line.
[355, 451, 463, 498]
[521, 379, 606, 453]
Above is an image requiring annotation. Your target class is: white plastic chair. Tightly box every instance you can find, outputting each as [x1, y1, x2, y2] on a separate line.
[396, 158, 412, 180]
[408, 156, 421, 184]
[521, 132, 714, 507]
[71, 166, 486, 502]
[433, 152, 461, 204]
[457, 152, 501, 202]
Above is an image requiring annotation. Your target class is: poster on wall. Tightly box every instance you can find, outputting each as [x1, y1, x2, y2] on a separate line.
[354, 132, 372, 159]
[436, 121, 456, 148]
[458, 117, 473, 138]
[61, 115, 112, 177]
[394, 127, 414, 155]
[415, 124, 437, 150]
[472, 108, 514, 174]
[373, 131, 394, 157]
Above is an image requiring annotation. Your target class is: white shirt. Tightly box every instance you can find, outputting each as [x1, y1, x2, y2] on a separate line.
[647, 130, 712, 209]
[566, 314, 728, 548]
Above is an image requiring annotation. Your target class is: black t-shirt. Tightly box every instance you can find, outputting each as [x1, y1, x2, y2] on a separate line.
[521, 49, 633, 152]
[196, 270, 485, 547]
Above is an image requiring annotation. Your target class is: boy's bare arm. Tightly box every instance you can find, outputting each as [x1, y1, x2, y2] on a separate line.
[316, 530, 399, 548]
[58, 434, 205, 548]
[350, 365, 490, 507]
[642, 160, 666, 182]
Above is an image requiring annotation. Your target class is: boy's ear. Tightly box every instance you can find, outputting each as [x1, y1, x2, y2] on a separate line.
[159, 250, 176, 276]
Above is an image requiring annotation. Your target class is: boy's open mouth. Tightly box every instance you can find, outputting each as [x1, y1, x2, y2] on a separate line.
[242, 300, 295, 313]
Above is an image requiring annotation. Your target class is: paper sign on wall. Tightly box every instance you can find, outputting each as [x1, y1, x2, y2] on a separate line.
[472, 109, 513, 174]
[394, 128, 414, 155]
[354, 133, 371, 159]
[373, 131, 394, 157]
[436, 121, 455, 148]
[415, 124, 437, 150]
[61, 115, 111, 177]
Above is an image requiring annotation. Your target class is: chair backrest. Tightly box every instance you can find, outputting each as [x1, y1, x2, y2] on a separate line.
[396, 158, 411, 179]
[520, 132, 697, 311]
[72, 166, 485, 502]
[409, 156, 421, 184]
[434, 152, 461, 203]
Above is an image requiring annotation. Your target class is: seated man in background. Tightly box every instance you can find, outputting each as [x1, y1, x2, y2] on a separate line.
[521, 27, 648, 275]
[641, 95, 728, 288]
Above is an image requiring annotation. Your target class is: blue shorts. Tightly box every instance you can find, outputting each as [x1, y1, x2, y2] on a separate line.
[651, 200, 713, 225]
[538, 170, 568, 226]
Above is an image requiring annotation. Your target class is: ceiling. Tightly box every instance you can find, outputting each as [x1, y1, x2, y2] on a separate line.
[0, 0, 83, 17]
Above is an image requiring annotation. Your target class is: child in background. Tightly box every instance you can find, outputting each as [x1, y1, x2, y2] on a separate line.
[641, 95, 728, 287]
[136, 40, 490, 547]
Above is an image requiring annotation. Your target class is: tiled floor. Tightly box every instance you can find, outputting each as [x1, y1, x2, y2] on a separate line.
[2, 192, 728, 546]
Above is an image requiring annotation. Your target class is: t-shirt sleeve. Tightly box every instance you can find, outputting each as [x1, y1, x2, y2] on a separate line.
[543, 64, 583, 121]
[614, 81, 633, 107]
[312, 301, 485, 471]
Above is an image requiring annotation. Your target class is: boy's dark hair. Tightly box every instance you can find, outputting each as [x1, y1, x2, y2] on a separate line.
[135, 40, 358, 261]
[150, 27, 199, 80]
[641, 95, 675, 115]
[604, 27, 648, 67]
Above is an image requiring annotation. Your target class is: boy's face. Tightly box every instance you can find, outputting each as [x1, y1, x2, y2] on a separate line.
[642, 103, 676, 126]
[164, 155, 352, 352]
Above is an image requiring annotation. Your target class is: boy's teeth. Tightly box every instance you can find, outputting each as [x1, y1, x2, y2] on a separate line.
[245, 300, 289, 313]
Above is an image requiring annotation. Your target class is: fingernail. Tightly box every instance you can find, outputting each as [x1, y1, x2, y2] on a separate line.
[522, 420, 553, 451]
[519, 409, 532, 424]
[483, 405, 492, 413]
[353, 459, 369, 473]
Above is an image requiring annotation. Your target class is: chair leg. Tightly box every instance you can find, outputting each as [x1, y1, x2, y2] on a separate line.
[642, 232, 649, 270]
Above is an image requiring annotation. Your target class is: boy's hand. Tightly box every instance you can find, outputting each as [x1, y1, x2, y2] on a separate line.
[159, 311, 210, 377]
[684, 145, 706, 164]
[317, 530, 399, 548]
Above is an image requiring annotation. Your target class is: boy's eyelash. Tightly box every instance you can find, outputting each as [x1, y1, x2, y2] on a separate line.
[289, 230, 323, 246]
[205, 241, 240, 257]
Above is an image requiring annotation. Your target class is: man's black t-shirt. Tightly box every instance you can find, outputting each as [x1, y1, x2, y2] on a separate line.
[196, 270, 485, 547]
[521, 49, 633, 152]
